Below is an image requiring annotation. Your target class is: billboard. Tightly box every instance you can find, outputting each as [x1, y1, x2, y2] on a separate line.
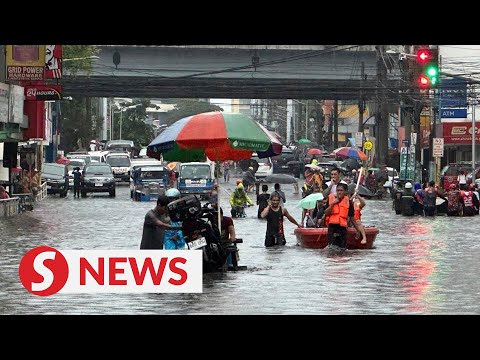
[25, 85, 62, 101]
[45, 45, 62, 79]
[6, 45, 45, 81]
[440, 78, 467, 108]
[442, 122, 480, 144]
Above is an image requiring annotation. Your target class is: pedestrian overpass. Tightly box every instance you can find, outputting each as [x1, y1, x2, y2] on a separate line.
[61, 45, 401, 100]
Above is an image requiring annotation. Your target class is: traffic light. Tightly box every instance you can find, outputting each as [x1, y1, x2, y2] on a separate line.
[415, 47, 439, 89]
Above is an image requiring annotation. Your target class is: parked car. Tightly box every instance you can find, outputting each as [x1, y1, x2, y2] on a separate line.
[81, 163, 116, 197]
[42, 162, 69, 197]
[131, 165, 169, 200]
[368, 167, 400, 183]
[272, 146, 301, 178]
[177, 161, 216, 199]
[66, 152, 91, 165]
[88, 150, 109, 163]
[316, 162, 340, 183]
[440, 162, 477, 190]
[106, 153, 131, 182]
[250, 153, 273, 178]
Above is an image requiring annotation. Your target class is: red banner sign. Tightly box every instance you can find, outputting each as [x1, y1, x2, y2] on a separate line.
[443, 122, 480, 144]
[25, 85, 62, 101]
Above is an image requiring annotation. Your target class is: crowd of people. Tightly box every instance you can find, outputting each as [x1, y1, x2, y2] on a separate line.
[393, 180, 480, 217]
[140, 162, 368, 255]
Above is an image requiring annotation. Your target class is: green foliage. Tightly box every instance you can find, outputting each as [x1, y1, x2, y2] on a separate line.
[111, 99, 157, 147]
[59, 97, 91, 152]
[63, 45, 99, 76]
[163, 99, 223, 127]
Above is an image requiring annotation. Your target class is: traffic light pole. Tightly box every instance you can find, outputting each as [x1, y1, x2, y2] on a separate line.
[472, 84, 476, 174]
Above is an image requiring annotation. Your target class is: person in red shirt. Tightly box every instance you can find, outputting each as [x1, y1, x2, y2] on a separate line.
[0, 185, 10, 199]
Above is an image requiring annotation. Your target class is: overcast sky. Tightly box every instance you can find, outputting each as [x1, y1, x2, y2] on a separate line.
[440, 45, 480, 77]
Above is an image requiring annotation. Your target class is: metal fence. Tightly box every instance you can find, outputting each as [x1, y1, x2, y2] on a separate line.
[36, 181, 48, 202]
[0, 197, 20, 217]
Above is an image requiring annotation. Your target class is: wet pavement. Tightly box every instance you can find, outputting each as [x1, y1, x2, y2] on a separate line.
[2, 181, 480, 314]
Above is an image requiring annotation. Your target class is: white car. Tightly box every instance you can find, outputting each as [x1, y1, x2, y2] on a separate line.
[251, 153, 273, 178]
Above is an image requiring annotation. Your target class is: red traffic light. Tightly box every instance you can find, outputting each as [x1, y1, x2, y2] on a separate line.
[418, 75, 430, 87]
[417, 49, 431, 64]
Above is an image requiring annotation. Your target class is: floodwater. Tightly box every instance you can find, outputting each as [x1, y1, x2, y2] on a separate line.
[1, 181, 480, 315]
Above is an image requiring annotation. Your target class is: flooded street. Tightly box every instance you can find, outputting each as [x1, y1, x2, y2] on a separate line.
[1, 182, 480, 315]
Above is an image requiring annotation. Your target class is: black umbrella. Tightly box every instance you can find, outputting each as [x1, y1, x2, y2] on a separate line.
[262, 174, 298, 184]
[347, 183, 375, 198]
[340, 158, 360, 172]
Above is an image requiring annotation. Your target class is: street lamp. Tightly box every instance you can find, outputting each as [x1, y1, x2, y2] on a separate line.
[117, 103, 142, 140]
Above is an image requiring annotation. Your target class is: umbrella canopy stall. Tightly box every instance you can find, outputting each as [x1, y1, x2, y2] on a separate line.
[147, 112, 283, 232]
[147, 112, 283, 162]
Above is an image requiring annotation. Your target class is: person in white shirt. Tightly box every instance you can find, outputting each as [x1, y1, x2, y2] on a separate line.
[323, 167, 348, 197]
[457, 170, 467, 190]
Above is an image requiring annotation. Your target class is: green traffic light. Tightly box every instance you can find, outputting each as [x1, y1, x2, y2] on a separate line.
[427, 65, 438, 77]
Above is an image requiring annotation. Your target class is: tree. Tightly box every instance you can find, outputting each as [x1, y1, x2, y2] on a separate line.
[59, 45, 99, 152]
[60, 97, 90, 152]
[163, 99, 223, 127]
[63, 45, 99, 76]
[111, 99, 157, 147]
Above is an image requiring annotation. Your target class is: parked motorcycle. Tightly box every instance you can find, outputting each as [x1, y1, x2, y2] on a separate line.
[167, 195, 242, 273]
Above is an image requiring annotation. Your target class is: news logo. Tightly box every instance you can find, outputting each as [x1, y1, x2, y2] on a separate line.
[19, 246, 202, 296]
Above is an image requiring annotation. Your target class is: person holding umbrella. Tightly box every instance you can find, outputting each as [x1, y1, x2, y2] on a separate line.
[72, 167, 82, 198]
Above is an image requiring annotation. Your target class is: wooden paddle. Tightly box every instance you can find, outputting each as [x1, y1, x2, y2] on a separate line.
[351, 167, 363, 201]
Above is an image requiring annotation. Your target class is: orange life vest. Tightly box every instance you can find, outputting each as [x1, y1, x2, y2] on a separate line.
[327, 193, 350, 227]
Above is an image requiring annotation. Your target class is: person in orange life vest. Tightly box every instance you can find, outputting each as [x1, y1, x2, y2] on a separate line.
[324, 182, 366, 248]
[350, 190, 366, 223]
[460, 184, 477, 216]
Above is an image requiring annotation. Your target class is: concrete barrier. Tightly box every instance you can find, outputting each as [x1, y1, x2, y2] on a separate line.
[0, 197, 20, 217]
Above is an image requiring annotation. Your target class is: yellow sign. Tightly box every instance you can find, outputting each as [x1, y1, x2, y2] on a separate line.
[6, 45, 45, 81]
[364, 141, 373, 151]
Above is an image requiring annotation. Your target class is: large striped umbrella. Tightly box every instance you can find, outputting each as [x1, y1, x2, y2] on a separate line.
[147, 112, 283, 161]
[333, 147, 368, 161]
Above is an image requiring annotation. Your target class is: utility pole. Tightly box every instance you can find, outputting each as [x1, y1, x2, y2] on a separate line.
[472, 84, 476, 172]
[86, 97, 92, 149]
[327, 103, 334, 148]
[0, 45, 5, 82]
[358, 61, 365, 133]
[305, 100, 309, 139]
[333, 100, 338, 149]
[315, 101, 323, 146]
[376, 45, 389, 165]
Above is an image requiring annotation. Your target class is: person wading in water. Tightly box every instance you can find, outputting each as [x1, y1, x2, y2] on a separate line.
[260, 192, 302, 247]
